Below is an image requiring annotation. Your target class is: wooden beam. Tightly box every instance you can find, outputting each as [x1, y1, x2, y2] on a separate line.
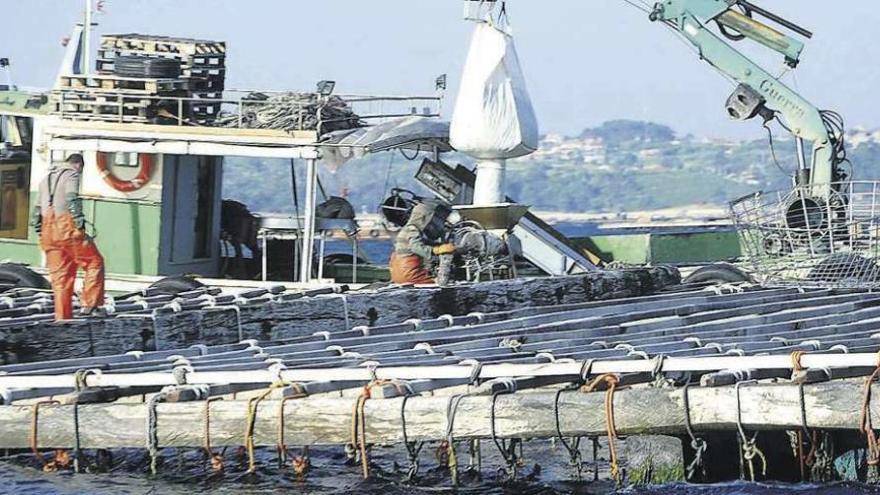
[5, 353, 880, 390]
[2, 381, 877, 450]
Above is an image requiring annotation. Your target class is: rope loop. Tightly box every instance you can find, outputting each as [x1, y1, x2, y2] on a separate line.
[554, 384, 584, 480]
[735, 380, 766, 481]
[791, 351, 808, 373]
[74, 369, 100, 391]
[682, 383, 707, 481]
[490, 385, 522, 481]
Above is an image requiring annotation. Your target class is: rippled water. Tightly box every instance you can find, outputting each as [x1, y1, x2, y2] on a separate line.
[1, 444, 878, 495]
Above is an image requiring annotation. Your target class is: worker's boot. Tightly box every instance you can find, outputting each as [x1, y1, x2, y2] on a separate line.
[79, 306, 107, 318]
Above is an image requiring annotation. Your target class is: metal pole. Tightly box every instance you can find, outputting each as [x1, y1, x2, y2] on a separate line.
[83, 0, 92, 76]
[299, 158, 318, 283]
[260, 230, 267, 282]
[352, 236, 358, 284]
[317, 232, 326, 281]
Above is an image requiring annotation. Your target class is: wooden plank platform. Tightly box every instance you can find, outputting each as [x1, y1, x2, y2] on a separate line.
[0, 380, 876, 449]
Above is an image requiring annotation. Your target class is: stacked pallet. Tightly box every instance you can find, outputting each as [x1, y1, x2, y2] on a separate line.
[54, 73, 190, 124]
[97, 34, 226, 123]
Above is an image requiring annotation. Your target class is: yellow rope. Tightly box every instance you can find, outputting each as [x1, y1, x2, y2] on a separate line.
[582, 374, 621, 484]
[350, 379, 407, 479]
[244, 381, 288, 474]
[791, 351, 807, 373]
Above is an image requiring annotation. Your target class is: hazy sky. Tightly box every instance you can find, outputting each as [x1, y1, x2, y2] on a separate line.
[4, 0, 879, 138]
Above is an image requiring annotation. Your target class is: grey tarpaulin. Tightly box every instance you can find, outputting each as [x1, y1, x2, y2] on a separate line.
[321, 116, 452, 169]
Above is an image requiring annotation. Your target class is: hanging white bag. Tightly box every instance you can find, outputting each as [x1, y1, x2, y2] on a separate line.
[450, 19, 539, 160]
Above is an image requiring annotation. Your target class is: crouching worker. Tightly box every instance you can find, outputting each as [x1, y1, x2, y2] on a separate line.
[31, 154, 105, 319]
[390, 201, 456, 284]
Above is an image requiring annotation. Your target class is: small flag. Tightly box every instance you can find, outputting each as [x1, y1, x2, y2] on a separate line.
[435, 74, 447, 91]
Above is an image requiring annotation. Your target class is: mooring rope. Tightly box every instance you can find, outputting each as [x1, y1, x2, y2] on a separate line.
[275, 383, 309, 478]
[682, 383, 707, 481]
[146, 389, 171, 475]
[582, 374, 621, 484]
[350, 379, 408, 479]
[400, 391, 424, 482]
[147, 385, 210, 475]
[277, 383, 307, 467]
[204, 397, 225, 472]
[30, 400, 62, 472]
[735, 380, 767, 481]
[444, 393, 469, 486]
[859, 356, 880, 466]
[554, 384, 584, 480]
[245, 381, 288, 474]
[490, 379, 521, 481]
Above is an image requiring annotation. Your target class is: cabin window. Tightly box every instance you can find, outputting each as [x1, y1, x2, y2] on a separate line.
[110, 152, 139, 168]
[0, 116, 31, 240]
[193, 156, 215, 259]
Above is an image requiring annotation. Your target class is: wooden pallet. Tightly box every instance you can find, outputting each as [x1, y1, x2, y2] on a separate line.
[96, 50, 226, 69]
[100, 33, 226, 56]
[58, 74, 188, 95]
[52, 89, 188, 124]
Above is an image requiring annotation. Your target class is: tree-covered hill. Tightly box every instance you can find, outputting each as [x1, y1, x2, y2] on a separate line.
[222, 121, 880, 215]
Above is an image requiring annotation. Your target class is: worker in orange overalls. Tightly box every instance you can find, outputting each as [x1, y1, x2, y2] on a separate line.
[390, 201, 456, 284]
[31, 154, 105, 319]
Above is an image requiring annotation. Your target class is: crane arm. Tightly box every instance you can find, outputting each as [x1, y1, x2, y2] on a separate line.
[649, 0, 839, 194]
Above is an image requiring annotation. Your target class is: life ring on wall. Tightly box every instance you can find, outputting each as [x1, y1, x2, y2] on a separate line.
[95, 152, 155, 192]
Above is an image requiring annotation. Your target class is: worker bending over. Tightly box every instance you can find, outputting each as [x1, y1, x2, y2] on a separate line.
[390, 201, 456, 284]
[31, 154, 105, 319]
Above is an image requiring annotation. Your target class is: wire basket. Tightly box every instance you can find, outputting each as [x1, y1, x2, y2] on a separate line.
[730, 181, 880, 288]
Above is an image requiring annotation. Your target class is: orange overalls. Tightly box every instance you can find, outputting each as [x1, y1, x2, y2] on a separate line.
[389, 203, 446, 285]
[32, 166, 105, 320]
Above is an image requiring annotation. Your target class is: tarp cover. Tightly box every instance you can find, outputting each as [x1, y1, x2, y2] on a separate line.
[450, 21, 538, 160]
[321, 115, 451, 169]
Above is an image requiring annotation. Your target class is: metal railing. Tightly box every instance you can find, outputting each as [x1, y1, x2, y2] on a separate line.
[51, 88, 442, 135]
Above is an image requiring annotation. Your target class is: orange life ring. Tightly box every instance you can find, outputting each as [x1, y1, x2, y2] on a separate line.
[95, 152, 154, 192]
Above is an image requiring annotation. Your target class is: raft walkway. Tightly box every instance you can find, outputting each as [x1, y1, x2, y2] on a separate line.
[4, 284, 880, 484]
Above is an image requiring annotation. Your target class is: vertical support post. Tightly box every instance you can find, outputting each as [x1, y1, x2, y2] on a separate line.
[83, 0, 92, 76]
[300, 158, 318, 284]
[317, 232, 326, 281]
[260, 230, 268, 282]
[352, 236, 358, 284]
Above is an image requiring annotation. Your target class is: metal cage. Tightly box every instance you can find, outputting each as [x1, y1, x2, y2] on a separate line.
[730, 181, 880, 288]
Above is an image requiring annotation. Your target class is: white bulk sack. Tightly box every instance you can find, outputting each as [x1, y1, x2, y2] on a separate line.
[450, 22, 539, 160]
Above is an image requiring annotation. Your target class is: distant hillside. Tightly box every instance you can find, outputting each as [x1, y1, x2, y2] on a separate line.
[222, 121, 880, 215]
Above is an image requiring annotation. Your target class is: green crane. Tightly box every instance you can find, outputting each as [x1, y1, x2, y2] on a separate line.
[648, 0, 846, 200]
